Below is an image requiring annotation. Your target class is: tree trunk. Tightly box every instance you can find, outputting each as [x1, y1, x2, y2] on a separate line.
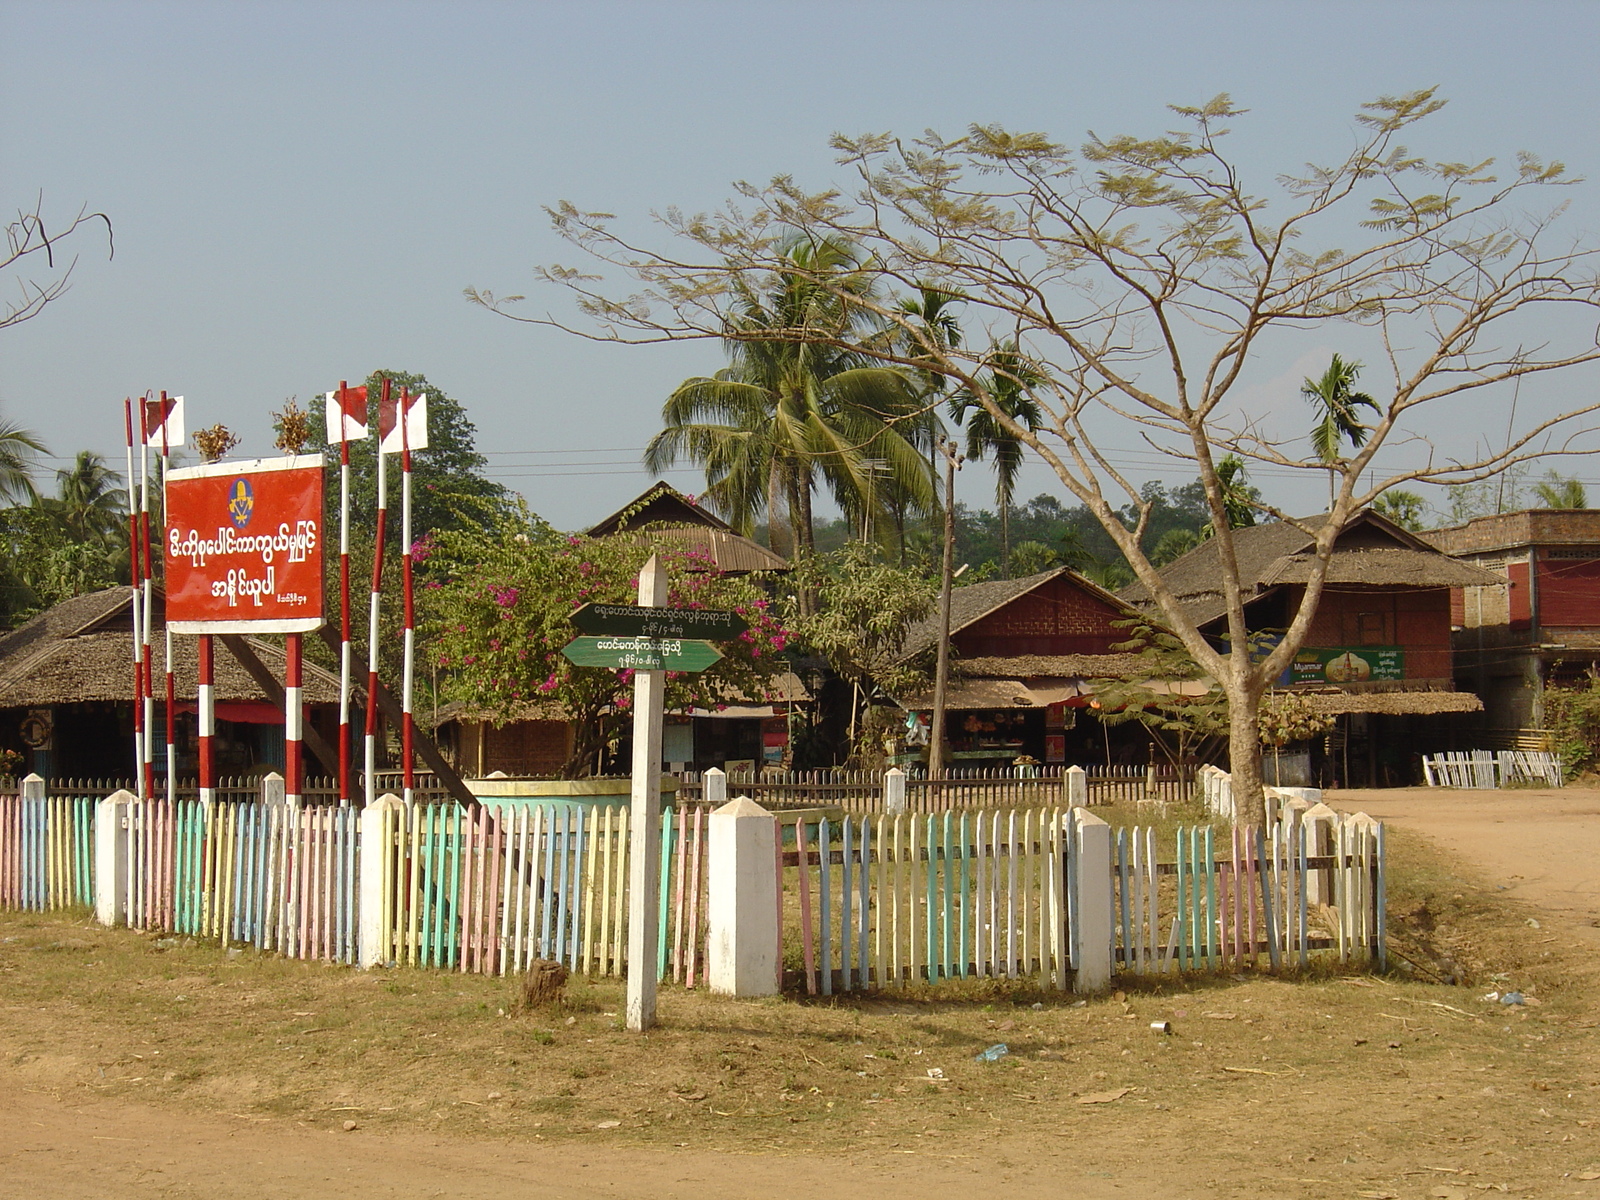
[1225, 687, 1268, 826]
[1000, 496, 1010, 579]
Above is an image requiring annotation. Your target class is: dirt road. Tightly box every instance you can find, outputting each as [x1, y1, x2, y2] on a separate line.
[3, 1084, 1173, 1200]
[1329, 786, 1600, 942]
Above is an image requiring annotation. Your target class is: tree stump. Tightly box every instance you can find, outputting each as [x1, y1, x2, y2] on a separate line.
[520, 959, 569, 1010]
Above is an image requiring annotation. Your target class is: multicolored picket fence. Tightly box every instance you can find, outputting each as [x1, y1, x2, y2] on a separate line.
[361, 800, 709, 982]
[781, 807, 1078, 993]
[0, 785, 96, 911]
[2, 769, 1384, 991]
[1110, 810, 1385, 975]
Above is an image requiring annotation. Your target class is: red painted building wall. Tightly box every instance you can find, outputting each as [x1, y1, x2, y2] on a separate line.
[954, 576, 1127, 657]
[1292, 586, 1453, 680]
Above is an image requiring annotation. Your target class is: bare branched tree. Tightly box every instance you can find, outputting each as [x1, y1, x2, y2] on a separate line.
[469, 90, 1600, 821]
[3, 195, 114, 332]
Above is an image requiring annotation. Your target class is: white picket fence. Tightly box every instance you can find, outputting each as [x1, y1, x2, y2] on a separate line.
[1422, 750, 1563, 789]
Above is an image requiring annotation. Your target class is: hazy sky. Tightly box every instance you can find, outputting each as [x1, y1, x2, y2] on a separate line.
[6, 1, 1599, 530]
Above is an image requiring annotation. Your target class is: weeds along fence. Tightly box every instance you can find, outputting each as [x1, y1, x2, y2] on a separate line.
[1110, 810, 1385, 976]
[678, 765, 1189, 814]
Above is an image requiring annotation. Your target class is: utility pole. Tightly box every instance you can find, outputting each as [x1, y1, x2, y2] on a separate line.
[928, 437, 962, 783]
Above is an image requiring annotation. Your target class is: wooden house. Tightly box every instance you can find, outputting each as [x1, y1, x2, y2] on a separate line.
[1118, 510, 1499, 785]
[0, 587, 343, 781]
[892, 567, 1150, 768]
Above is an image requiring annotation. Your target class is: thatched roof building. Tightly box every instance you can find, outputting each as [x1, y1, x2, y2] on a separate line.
[587, 482, 789, 574]
[0, 587, 344, 779]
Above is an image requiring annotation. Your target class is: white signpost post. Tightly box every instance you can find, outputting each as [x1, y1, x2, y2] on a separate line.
[625, 555, 667, 1033]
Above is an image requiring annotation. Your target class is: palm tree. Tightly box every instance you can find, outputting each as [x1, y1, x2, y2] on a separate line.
[1198, 455, 1260, 538]
[0, 418, 47, 505]
[645, 235, 937, 559]
[1533, 470, 1588, 509]
[949, 341, 1048, 577]
[1302, 354, 1379, 506]
[48, 450, 127, 544]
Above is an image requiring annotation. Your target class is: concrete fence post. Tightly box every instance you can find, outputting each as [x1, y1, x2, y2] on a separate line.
[260, 771, 285, 809]
[95, 790, 134, 927]
[1071, 807, 1113, 993]
[703, 767, 727, 810]
[1303, 801, 1337, 905]
[1065, 764, 1088, 809]
[707, 795, 780, 997]
[358, 793, 404, 968]
[883, 768, 907, 815]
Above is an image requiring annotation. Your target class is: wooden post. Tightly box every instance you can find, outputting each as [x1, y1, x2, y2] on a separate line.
[927, 440, 962, 783]
[626, 554, 667, 1033]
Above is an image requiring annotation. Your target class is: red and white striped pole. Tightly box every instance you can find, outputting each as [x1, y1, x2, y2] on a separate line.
[285, 632, 303, 807]
[159, 393, 176, 794]
[336, 381, 355, 808]
[363, 377, 391, 806]
[123, 398, 145, 798]
[137, 396, 155, 800]
[198, 634, 215, 806]
[400, 388, 415, 807]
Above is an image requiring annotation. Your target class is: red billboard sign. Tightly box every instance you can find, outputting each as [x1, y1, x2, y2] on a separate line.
[164, 455, 325, 634]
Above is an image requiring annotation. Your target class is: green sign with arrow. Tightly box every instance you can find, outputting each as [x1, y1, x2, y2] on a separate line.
[561, 635, 724, 673]
[569, 603, 748, 641]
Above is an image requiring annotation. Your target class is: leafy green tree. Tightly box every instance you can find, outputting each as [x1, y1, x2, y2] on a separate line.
[1150, 526, 1199, 565]
[1533, 470, 1587, 509]
[643, 236, 936, 559]
[423, 504, 791, 777]
[1373, 488, 1427, 531]
[1008, 540, 1061, 576]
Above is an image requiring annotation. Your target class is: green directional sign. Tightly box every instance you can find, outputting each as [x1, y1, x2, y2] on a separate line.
[561, 635, 724, 673]
[569, 602, 748, 641]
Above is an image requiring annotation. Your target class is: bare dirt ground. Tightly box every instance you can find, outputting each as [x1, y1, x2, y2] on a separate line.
[3, 790, 1599, 1199]
[1329, 786, 1600, 946]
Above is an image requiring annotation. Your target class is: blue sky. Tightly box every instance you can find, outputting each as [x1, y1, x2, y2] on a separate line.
[5, 0, 1599, 530]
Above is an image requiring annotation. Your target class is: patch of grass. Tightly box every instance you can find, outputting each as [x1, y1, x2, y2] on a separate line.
[2, 826, 1598, 1196]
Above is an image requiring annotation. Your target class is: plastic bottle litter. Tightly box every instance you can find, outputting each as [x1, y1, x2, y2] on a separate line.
[975, 1043, 1010, 1063]
[1500, 991, 1525, 1006]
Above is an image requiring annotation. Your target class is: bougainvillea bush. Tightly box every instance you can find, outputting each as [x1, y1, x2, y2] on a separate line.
[422, 503, 790, 777]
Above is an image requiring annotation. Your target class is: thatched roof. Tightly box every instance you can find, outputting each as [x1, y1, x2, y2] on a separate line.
[587, 482, 789, 574]
[1119, 509, 1498, 628]
[0, 588, 344, 709]
[899, 566, 1139, 661]
[1258, 549, 1500, 589]
[1300, 690, 1483, 716]
[957, 653, 1148, 679]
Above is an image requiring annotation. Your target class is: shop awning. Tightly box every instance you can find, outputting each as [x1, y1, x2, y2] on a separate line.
[1300, 690, 1483, 716]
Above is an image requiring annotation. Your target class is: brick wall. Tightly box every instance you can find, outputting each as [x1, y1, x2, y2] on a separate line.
[1293, 586, 1453, 680]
